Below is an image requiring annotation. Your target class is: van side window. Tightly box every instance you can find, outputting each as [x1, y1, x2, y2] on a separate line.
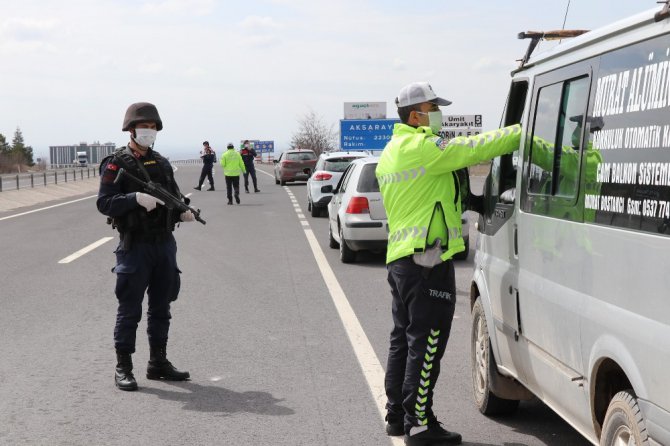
[528, 76, 589, 199]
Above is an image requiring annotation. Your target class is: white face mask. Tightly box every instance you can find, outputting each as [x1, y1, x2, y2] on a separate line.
[133, 128, 157, 148]
[417, 111, 443, 134]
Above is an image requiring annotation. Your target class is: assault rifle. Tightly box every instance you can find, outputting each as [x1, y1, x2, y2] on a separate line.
[114, 168, 206, 225]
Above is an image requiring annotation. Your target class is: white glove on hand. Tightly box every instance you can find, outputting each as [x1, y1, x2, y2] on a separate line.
[412, 238, 444, 268]
[135, 192, 165, 212]
[180, 210, 196, 222]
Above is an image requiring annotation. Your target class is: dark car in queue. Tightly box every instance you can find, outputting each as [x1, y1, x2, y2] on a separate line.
[273, 149, 317, 185]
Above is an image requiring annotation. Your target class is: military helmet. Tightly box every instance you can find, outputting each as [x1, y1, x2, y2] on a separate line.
[122, 102, 163, 131]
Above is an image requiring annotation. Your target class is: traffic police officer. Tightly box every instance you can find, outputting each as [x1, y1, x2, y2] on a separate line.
[97, 102, 195, 391]
[220, 143, 246, 205]
[376, 82, 521, 445]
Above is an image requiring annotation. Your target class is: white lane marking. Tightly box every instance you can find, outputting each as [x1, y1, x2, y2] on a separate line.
[58, 237, 114, 264]
[302, 228, 402, 445]
[300, 220, 309, 226]
[296, 213, 305, 219]
[0, 195, 97, 222]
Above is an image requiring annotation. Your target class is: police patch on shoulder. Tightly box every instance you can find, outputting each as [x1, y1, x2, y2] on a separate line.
[106, 162, 119, 171]
[430, 136, 446, 150]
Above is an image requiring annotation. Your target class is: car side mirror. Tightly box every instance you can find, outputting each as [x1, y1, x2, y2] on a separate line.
[273, 159, 279, 164]
[500, 188, 516, 204]
[321, 185, 334, 194]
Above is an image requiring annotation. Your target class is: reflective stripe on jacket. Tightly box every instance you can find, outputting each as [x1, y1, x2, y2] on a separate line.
[377, 123, 522, 264]
[220, 149, 247, 176]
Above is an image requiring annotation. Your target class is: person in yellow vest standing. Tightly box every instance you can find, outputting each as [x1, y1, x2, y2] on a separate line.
[376, 82, 521, 446]
[220, 142, 246, 205]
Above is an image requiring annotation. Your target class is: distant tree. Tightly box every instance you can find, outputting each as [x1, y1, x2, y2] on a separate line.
[290, 109, 338, 156]
[0, 133, 9, 172]
[10, 127, 34, 167]
[0, 133, 8, 155]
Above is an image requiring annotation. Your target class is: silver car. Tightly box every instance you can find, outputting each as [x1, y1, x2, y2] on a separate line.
[325, 157, 387, 263]
[307, 151, 368, 217]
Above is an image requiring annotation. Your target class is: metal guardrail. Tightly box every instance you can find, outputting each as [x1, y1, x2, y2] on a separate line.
[0, 167, 98, 192]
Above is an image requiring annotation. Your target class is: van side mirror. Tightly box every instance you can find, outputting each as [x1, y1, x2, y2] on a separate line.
[321, 185, 334, 194]
[273, 159, 279, 164]
[500, 188, 516, 204]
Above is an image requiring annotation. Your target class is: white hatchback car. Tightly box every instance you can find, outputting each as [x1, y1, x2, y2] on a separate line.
[307, 151, 369, 217]
[325, 157, 388, 263]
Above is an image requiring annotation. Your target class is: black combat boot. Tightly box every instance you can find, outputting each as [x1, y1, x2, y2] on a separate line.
[115, 351, 138, 391]
[405, 422, 462, 445]
[146, 345, 190, 381]
[385, 413, 404, 436]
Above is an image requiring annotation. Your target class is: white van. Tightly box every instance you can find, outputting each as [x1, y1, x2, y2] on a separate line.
[470, 5, 670, 446]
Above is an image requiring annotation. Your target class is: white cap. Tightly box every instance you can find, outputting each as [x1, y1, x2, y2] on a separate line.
[395, 82, 451, 108]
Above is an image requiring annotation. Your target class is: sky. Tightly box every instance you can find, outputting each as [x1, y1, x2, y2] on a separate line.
[0, 0, 654, 160]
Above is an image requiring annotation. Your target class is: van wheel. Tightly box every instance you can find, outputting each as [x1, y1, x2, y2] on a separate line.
[471, 298, 520, 415]
[280, 179, 286, 186]
[275, 175, 280, 185]
[339, 225, 356, 263]
[310, 204, 321, 217]
[328, 223, 339, 249]
[600, 390, 649, 446]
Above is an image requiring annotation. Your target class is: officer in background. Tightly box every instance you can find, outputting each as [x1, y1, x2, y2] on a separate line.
[97, 102, 194, 391]
[194, 141, 216, 191]
[240, 140, 260, 193]
[376, 82, 521, 445]
[220, 142, 246, 205]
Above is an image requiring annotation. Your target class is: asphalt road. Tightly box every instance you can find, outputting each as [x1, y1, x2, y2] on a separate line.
[0, 164, 590, 446]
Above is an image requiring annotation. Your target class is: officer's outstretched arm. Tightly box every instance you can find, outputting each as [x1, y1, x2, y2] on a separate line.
[422, 124, 521, 175]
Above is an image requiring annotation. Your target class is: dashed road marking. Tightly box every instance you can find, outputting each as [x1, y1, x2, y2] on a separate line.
[58, 237, 115, 264]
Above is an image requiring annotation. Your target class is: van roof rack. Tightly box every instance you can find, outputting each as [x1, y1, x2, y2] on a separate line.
[656, 0, 670, 22]
[517, 29, 589, 68]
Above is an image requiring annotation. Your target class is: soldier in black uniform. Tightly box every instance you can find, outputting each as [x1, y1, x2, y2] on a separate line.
[97, 102, 194, 391]
[240, 140, 260, 193]
[194, 141, 216, 191]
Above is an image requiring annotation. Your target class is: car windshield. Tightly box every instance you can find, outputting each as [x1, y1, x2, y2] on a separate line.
[357, 164, 379, 192]
[287, 152, 316, 161]
[323, 157, 359, 172]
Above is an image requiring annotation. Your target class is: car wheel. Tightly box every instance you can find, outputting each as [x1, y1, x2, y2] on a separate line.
[280, 179, 286, 186]
[310, 203, 321, 218]
[328, 222, 339, 249]
[339, 224, 356, 263]
[471, 297, 520, 415]
[275, 174, 280, 185]
[454, 237, 469, 260]
[600, 390, 649, 446]
[307, 200, 312, 212]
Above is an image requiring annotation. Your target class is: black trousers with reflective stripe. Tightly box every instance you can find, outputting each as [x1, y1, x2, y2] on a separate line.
[385, 257, 456, 432]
